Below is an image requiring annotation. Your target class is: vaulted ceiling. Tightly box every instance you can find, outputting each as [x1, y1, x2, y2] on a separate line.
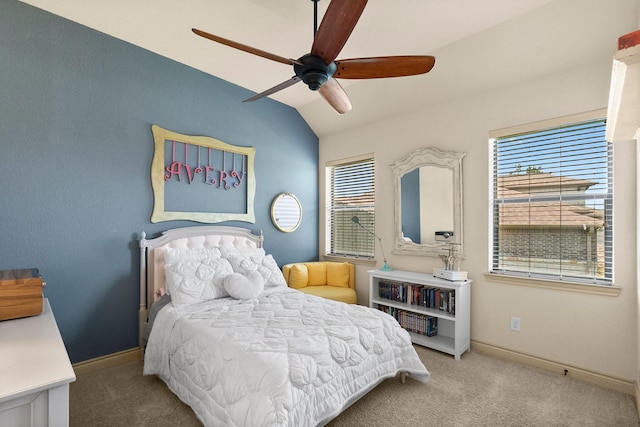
[20, 0, 634, 136]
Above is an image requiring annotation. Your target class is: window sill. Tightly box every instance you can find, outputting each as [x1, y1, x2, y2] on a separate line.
[323, 255, 376, 267]
[484, 273, 621, 296]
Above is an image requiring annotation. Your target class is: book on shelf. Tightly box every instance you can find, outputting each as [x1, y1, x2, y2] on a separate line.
[377, 281, 455, 315]
[375, 304, 438, 337]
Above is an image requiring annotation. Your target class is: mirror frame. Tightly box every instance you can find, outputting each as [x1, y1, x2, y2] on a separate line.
[391, 147, 466, 257]
[271, 193, 302, 233]
[150, 125, 256, 224]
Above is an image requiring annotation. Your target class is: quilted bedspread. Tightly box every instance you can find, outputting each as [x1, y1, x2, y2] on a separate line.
[144, 286, 430, 427]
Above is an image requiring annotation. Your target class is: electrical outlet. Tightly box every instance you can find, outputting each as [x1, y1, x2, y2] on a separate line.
[510, 316, 521, 331]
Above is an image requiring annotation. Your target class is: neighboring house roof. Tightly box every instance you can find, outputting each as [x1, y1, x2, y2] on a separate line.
[497, 172, 596, 197]
[498, 203, 604, 227]
[497, 173, 605, 228]
[333, 192, 375, 208]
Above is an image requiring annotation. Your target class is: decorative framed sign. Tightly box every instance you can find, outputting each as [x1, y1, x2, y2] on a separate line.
[150, 125, 256, 223]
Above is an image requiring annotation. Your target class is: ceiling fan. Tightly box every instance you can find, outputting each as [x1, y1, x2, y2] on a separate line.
[192, 0, 436, 114]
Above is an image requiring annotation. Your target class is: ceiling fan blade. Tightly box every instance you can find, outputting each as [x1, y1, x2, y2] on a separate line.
[334, 56, 436, 79]
[311, 0, 368, 65]
[243, 76, 301, 102]
[318, 78, 352, 114]
[192, 28, 302, 66]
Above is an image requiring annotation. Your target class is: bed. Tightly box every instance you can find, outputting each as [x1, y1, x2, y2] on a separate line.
[139, 226, 429, 427]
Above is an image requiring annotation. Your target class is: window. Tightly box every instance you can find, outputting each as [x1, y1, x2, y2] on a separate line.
[489, 115, 612, 285]
[326, 155, 375, 259]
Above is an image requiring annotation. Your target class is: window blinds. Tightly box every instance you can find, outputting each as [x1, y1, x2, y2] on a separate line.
[490, 118, 612, 284]
[328, 157, 376, 258]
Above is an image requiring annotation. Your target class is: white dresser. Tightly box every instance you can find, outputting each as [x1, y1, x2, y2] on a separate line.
[0, 299, 76, 426]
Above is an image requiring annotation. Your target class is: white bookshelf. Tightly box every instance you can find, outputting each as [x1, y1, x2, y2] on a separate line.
[368, 269, 471, 360]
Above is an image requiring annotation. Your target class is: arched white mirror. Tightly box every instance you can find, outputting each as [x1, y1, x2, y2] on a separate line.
[391, 147, 465, 257]
[271, 193, 302, 233]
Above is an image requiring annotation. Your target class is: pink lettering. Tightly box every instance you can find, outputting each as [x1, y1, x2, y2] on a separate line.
[230, 170, 244, 188]
[164, 162, 182, 181]
[204, 166, 216, 185]
[183, 163, 195, 184]
[164, 144, 246, 191]
[219, 170, 229, 189]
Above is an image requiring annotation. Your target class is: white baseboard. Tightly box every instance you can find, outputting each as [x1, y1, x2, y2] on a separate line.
[72, 347, 142, 377]
[471, 341, 635, 396]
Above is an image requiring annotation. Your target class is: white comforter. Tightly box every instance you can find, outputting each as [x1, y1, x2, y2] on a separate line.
[144, 286, 429, 427]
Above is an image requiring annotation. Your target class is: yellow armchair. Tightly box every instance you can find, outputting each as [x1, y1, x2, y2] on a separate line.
[282, 261, 357, 304]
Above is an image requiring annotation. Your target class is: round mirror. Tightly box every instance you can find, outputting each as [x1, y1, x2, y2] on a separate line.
[271, 193, 302, 233]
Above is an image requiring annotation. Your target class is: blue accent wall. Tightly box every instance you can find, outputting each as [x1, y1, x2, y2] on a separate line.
[0, 1, 319, 363]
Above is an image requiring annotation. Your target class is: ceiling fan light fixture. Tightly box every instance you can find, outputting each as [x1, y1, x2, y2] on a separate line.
[294, 54, 337, 91]
[302, 71, 327, 91]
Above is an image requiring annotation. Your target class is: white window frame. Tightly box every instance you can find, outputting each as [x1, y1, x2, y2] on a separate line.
[325, 154, 376, 260]
[488, 109, 614, 289]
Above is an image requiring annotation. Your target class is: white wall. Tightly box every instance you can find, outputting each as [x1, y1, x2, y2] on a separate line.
[319, 56, 637, 380]
[635, 0, 640, 399]
[633, 0, 640, 397]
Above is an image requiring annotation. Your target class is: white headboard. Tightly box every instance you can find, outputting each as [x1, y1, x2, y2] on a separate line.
[138, 226, 263, 347]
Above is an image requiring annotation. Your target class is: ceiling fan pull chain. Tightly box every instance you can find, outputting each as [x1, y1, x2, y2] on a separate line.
[312, 0, 319, 39]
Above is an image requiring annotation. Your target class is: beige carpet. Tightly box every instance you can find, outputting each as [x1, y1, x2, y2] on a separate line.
[70, 346, 639, 426]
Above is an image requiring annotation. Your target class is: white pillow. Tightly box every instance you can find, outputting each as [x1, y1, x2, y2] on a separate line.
[165, 257, 233, 307]
[220, 246, 265, 259]
[165, 247, 222, 265]
[226, 254, 287, 287]
[163, 247, 223, 296]
[223, 271, 265, 300]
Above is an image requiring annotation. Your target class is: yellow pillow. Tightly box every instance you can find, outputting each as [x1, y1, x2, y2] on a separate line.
[326, 262, 350, 288]
[288, 264, 309, 289]
[305, 262, 327, 286]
